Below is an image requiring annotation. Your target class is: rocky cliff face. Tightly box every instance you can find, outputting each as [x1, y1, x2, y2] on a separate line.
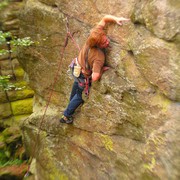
[0, 0, 34, 122]
[0, 0, 34, 178]
[18, 0, 180, 179]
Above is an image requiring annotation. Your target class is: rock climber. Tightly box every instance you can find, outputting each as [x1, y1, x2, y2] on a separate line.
[60, 15, 130, 124]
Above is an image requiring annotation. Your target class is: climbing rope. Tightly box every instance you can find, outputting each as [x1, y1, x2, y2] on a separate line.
[24, 17, 80, 177]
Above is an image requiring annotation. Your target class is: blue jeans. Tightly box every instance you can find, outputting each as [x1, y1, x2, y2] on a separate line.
[63, 81, 84, 117]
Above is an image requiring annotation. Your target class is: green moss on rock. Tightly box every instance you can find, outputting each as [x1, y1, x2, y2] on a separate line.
[2, 127, 20, 139]
[94, 132, 114, 151]
[150, 92, 171, 113]
[14, 68, 24, 78]
[100, 134, 113, 151]
[0, 103, 12, 119]
[0, 150, 8, 164]
[0, 114, 30, 128]
[0, 91, 8, 103]
[11, 98, 33, 115]
[7, 88, 34, 101]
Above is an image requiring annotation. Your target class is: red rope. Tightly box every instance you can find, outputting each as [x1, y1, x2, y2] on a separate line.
[24, 17, 80, 177]
[68, 32, 80, 52]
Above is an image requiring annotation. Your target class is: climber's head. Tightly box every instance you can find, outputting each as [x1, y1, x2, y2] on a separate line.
[87, 27, 109, 48]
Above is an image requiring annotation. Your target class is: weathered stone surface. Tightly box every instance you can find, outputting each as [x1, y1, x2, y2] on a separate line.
[0, 114, 31, 129]
[0, 0, 34, 119]
[0, 0, 23, 35]
[131, 0, 180, 41]
[0, 124, 29, 179]
[7, 88, 34, 102]
[0, 2, 33, 179]
[0, 164, 28, 180]
[0, 59, 20, 71]
[18, 0, 180, 179]
[0, 103, 12, 119]
[0, 90, 8, 103]
[11, 98, 33, 115]
[0, 59, 25, 79]
[128, 25, 180, 101]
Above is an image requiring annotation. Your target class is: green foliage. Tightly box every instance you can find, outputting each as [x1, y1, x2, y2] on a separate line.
[0, 31, 36, 90]
[0, 159, 23, 167]
[0, 75, 25, 91]
[0, 0, 9, 10]
[0, 31, 35, 56]
[12, 37, 34, 47]
[0, 75, 15, 90]
[0, 31, 11, 45]
[0, 49, 9, 55]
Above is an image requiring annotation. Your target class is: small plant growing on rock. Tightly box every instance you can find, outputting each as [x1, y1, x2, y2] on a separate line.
[0, 31, 35, 56]
[0, 31, 36, 90]
[0, 75, 15, 91]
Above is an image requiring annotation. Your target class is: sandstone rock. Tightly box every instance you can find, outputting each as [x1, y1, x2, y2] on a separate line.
[0, 0, 23, 33]
[0, 59, 21, 71]
[131, 0, 180, 41]
[11, 98, 33, 115]
[0, 1, 33, 179]
[2, 126, 21, 144]
[0, 90, 8, 103]
[0, 126, 26, 172]
[0, 103, 12, 119]
[7, 88, 34, 102]
[18, 0, 180, 179]
[3, 19, 20, 32]
[0, 163, 28, 180]
[0, 114, 31, 128]
[128, 25, 180, 101]
[38, 0, 57, 7]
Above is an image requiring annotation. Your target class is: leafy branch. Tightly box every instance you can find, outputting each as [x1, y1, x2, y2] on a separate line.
[0, 31, 35, 90]
[0, 31, 35, 56]
[0, 75, 25, 91]
[0, 75, 15, 90]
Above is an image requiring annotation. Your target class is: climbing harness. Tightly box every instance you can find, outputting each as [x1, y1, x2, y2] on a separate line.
[77, 47, 92, 96]
[78, 76, 91, 96]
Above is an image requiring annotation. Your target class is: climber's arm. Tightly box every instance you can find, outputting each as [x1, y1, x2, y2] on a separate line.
[92, 72, 101, 82]
[98, 15, 130, 28]
[92, 66, 110, 82]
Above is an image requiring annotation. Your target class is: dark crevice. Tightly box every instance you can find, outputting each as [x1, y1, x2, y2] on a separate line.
[133, 21, 144, 26]
[51, 4, 58, 8]
[127, 50, 134, 56]
[38, 1, 58, 9]
[0, 174, 21, 180]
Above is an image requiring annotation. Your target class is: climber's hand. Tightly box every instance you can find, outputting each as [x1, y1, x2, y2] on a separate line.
[103, 66, 110, 72]
[116, 17, 130, 26]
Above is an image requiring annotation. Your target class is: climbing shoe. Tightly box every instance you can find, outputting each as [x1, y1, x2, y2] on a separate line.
[60, 115, 73, 124]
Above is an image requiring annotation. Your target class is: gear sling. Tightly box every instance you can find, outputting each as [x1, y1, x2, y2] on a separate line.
[70, 47, 91, 96]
